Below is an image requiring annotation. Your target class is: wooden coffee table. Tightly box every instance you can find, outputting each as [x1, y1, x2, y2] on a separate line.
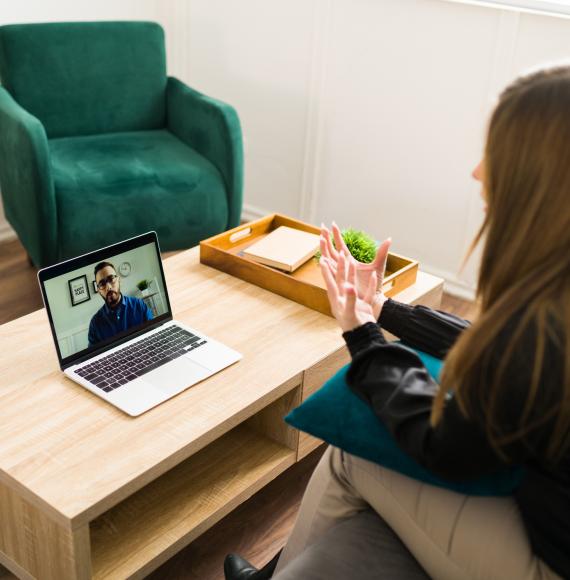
[0, 247, 443, 579]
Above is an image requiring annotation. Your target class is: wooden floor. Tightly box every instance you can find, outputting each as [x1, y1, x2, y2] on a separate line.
[0, 237, 476, 580]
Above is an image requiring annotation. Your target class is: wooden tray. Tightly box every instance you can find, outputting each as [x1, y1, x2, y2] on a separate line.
[200, 214, 418, 317]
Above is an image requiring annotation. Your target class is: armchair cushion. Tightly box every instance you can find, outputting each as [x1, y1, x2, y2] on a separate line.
[285, 347, 524, 496]
[0, 21, 166, 138]
[50, 130, 228, 258]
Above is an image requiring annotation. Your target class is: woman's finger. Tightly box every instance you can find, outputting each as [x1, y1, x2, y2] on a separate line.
[321, 223, 337, 261]
[319, 235, 330, 261]
[332, 222, 352, 259]
[344, 283, 357, 319]
[320, 258, 341, 305]
[342, 251, 350, 287]
[331, 222, 349, 259]
[348, 259, 357, 289]
[336, 252, 347, 297]
[320, 225, 331, 260]
[321, 224, 339, 261]
[364, 270, 377, 304]
[372, 238, 392, 272]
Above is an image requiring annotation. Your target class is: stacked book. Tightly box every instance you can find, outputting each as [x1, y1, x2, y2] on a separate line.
[242, 226, 321, 273]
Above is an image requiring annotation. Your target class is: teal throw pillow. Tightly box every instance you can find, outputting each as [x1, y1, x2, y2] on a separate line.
[285, 346, 524, 496]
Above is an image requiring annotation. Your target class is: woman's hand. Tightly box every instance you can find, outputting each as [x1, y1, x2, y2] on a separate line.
[320, 251, 377, 333]
[320, 222, 391, 320]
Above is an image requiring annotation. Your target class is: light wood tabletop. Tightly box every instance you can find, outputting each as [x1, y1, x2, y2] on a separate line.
[0, 246, 443, 580]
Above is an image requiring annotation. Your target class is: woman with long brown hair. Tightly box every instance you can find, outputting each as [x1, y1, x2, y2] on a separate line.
[225, 66, 569, 579]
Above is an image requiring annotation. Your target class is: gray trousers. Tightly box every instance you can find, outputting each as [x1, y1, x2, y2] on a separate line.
[274, 446, 560, 580]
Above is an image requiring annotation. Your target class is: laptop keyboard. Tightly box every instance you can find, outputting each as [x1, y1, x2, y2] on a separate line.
[74, 326, 207, 393]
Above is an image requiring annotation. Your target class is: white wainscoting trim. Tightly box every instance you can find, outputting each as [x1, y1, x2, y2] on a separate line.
[488, 9, 520, 102]
[163, 0, 189, 79]
[298, 0, 332, 223]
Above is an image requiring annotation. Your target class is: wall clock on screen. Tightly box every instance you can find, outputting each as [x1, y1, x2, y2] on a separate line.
[119, 261, 131, 277]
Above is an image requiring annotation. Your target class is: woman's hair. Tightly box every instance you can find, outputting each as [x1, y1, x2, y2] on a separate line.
[431, 66, 570, 464]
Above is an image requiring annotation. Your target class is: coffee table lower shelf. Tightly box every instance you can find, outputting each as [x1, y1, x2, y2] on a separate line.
[90, 423, 296, 579]
[0, 246, 444, 580]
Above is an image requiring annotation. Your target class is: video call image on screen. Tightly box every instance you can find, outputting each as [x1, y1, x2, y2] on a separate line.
[43, 242, 168, 359]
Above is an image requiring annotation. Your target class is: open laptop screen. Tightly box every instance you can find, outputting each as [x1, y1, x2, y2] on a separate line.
[38, 232, 172, 369]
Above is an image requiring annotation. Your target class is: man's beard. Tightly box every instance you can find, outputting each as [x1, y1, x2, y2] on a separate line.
[106, 291, 121, 308]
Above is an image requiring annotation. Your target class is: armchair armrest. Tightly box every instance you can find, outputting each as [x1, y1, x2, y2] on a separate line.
[0, 87, 57, 266]
[166, 77, 244, 229]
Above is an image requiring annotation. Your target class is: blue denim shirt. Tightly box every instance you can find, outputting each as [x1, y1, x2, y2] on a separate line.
[88, 295, 153, 347]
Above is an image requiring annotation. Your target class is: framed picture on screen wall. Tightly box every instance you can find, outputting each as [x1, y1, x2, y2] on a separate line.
[68, 275, 91, 307]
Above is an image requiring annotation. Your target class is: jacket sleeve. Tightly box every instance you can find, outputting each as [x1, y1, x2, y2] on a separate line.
[379, 299, 471, 359]
[342, 321, 560, 482]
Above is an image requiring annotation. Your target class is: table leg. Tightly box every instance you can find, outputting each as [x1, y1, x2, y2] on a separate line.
[0, 480, 91, 579]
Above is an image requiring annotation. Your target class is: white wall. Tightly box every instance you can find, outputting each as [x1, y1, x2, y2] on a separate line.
[0, 0, 161, 27]
[159, 0, 570, 298]
[2, 1, 570, 298]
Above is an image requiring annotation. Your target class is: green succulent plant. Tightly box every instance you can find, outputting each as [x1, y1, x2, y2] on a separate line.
[317, 228, 378, 264]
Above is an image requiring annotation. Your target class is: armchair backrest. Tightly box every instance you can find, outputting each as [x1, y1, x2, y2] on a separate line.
[0, 21, 167, 138]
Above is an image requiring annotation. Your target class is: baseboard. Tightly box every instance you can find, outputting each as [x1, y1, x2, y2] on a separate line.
[421, 264, 476, 301]
[240, 203, 272, 223]
[0, 221, 16, 243]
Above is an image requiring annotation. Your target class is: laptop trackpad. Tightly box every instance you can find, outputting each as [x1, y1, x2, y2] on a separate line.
[144, 357, 211, 395]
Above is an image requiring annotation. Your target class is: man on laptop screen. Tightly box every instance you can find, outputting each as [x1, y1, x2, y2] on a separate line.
[38, 232, 242, 416]
[89, 262, 153, 347]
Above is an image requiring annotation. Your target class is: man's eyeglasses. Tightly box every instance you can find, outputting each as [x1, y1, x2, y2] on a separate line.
[96, 274, 118, 290]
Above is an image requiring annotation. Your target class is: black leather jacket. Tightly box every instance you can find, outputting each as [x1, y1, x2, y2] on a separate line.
[342, 299, 568, 578]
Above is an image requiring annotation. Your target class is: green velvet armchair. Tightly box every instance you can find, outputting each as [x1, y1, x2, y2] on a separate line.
[0, 21, 243, 267]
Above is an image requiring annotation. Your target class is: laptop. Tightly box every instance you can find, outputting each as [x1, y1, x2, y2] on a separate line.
[38, 232, 242, 416]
